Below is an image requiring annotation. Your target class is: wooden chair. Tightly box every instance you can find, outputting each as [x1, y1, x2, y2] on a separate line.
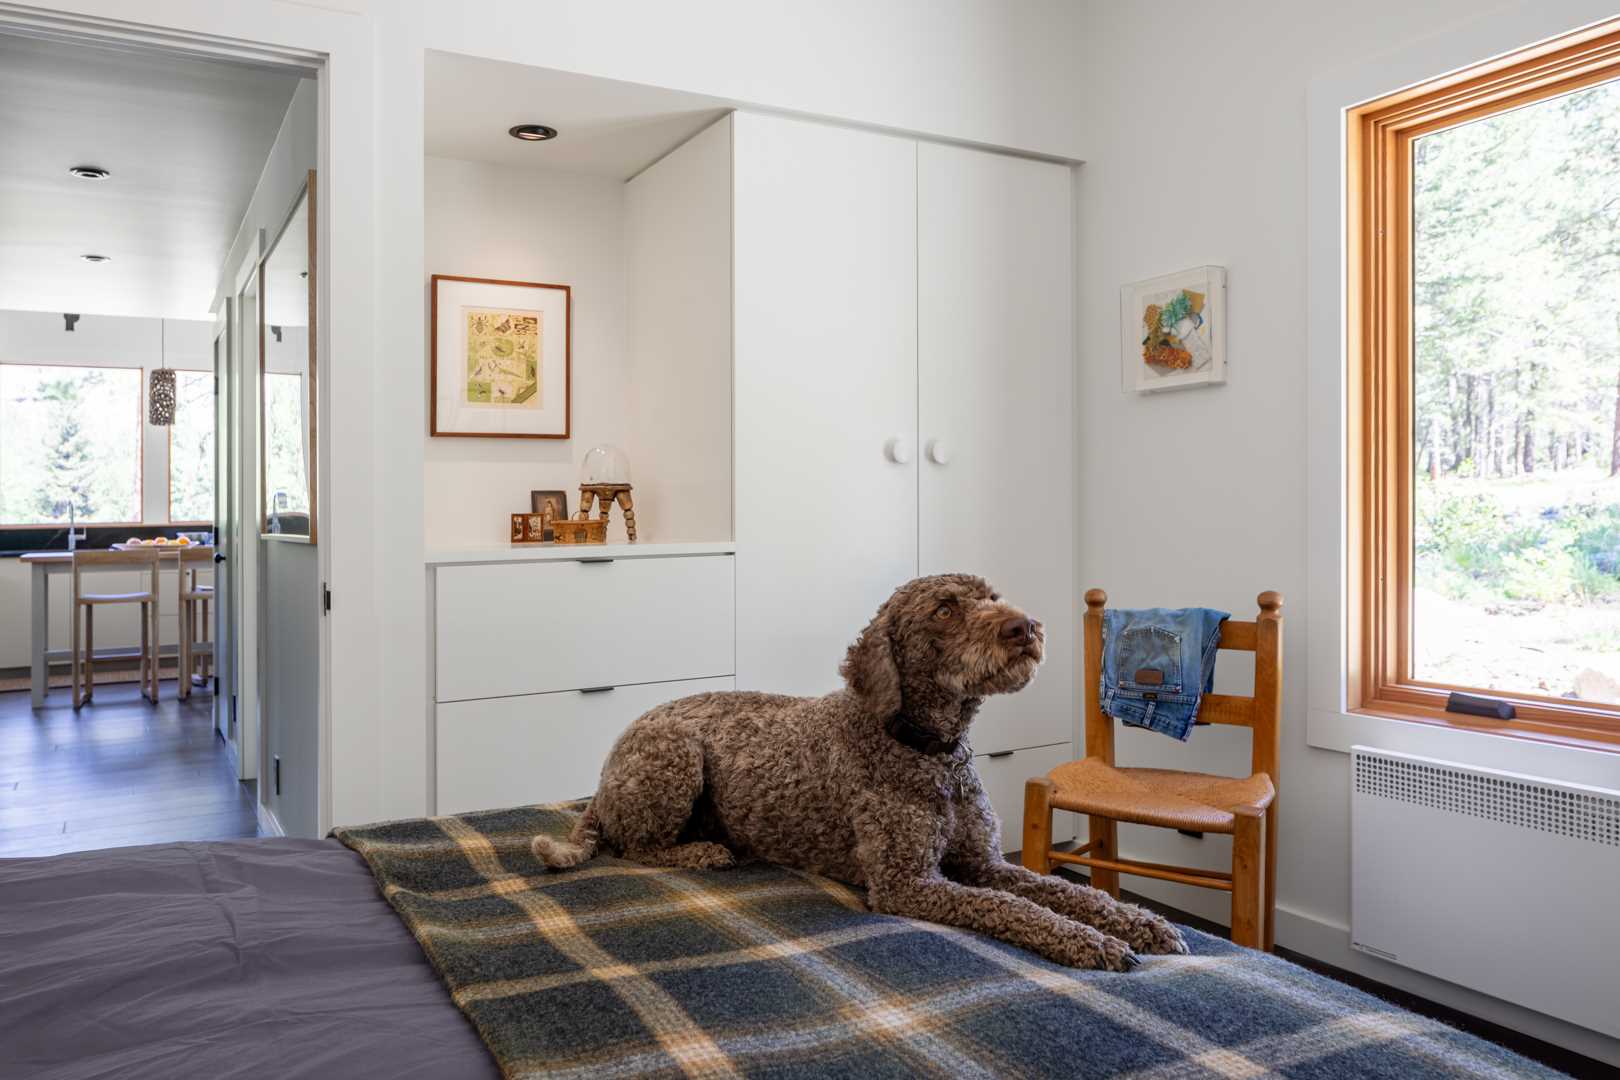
[1022, 589, 1283, 950]
[177, 546, 215, 700]
[71, 548, 162, 708]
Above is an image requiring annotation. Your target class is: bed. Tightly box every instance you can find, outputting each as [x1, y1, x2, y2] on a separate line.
[2, 803, 1563, 1079]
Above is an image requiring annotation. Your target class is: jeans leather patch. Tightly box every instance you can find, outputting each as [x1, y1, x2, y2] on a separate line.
[1134, 668, 1165, 685]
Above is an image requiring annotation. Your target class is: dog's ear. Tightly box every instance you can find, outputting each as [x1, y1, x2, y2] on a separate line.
[840, 619, 902, 719]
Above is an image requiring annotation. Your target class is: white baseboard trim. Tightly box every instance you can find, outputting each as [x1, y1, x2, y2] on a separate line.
[256, 801, 285, 839]
[1274, 906, 1620, 1067]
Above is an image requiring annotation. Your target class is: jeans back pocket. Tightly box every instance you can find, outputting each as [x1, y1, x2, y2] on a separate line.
[1115, 625, 1183, 693]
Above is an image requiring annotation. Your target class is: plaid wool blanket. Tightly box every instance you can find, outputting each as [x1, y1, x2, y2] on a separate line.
[333, 803, 1562, 1080]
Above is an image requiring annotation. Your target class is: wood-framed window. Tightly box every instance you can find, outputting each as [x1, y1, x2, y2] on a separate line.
[1349, 19, 1620, 750]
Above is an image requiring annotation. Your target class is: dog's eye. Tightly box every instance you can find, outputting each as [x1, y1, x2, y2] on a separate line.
[934, 603, 954, 620]
[990, 593, 1001, 602]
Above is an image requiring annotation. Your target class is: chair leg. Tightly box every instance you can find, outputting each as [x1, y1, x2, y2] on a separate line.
[178, 596, 191, 701]
[1088, 815, 1119, 897]
[71, 601, 83, 709]
[140, 602, 151, 702]
[1263, 802, 1279, 952]
[84, 606, 95, 704]
[1021, 777, 1054, 874]
[150, 593, 161, 702]
[1232, 810, 1263, 949]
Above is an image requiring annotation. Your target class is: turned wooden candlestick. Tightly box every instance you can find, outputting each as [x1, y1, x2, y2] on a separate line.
[577, 483, 636, 542]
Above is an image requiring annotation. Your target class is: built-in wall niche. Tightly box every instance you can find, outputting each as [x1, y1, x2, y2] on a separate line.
[423, 52, 734, 549]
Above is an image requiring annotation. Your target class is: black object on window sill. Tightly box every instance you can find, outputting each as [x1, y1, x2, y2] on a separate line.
[1445, 692, 1515, 720]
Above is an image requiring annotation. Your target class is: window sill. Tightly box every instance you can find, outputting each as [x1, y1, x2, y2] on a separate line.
[1307, 707, 1620, 791]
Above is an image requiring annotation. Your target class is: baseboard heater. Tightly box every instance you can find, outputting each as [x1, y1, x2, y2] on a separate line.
[1350, 746, 1620, 1039]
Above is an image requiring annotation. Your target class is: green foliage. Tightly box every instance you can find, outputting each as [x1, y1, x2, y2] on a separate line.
[1414, 79, 1620, 479]
[1417, 479, 1620, 603]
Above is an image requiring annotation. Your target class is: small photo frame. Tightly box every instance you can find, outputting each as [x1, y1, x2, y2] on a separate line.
[530, 489, 569, 541]
[431, 274, 571, 438]
[1121, 266, 1226, 393]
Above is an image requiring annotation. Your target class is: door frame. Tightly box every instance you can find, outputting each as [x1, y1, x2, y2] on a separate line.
[0, 0, 404, 835]
[210, 307, 234, 747]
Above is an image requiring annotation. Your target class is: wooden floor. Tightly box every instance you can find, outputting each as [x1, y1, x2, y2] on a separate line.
[0, 684, 258, 858]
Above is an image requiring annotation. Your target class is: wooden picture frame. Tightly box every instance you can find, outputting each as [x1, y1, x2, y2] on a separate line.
[528, 489, 568, 542]
[430, 274, 571, 439]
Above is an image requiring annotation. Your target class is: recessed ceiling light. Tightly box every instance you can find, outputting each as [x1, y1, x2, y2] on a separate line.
[80, 254, 111, 263]
[68, 165, 110, 180]
[508, 124, 558, 142]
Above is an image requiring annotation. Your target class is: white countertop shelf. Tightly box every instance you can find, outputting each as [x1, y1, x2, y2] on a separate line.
[425, 540, 735, 566]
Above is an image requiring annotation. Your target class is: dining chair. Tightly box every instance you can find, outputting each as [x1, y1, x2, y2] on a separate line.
[71, 548, 162, 708]
[177, 546, 215, 700]
[1022, 589, 1283, 950]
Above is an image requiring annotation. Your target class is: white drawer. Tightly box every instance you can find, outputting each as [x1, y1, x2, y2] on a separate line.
[435, 676, 734, 815]
[973, 741, 1077, 852]
[434, 554, 734, 702]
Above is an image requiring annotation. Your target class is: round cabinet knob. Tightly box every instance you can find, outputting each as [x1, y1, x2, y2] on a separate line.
[926, 438, 950, 465]
[884, 436, 912, 465]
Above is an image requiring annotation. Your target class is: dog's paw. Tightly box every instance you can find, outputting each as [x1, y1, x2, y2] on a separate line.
[1122, 909, 1189, 956]
[1051, 930, 1138, 972]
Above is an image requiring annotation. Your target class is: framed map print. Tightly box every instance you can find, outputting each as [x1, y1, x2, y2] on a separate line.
[431, 275, 571, 438]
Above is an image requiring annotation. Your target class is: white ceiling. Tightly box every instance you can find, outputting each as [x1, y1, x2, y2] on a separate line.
[0, 33, 300, 320]
[426, 51, 731, 179]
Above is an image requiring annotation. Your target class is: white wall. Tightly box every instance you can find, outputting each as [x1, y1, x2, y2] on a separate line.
[425, 0, 1087, 162]
[1073, 0, 1620, 1063]
[624, 116, 733, 543]
[424, 157, 636, 546]
[0, 310, 212, 672]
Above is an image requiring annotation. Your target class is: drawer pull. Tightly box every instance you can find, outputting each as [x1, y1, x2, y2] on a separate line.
[579, 685, 616, 694]
[576, 557, 615, 564]
[987, 750, 1014, 759]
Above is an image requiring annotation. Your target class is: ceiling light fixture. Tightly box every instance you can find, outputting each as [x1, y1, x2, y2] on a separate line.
[80, 254, 110, 263]
[508, 123, 558, 142]
[149, 319, 175, 426]
[68, 165, 111, 180]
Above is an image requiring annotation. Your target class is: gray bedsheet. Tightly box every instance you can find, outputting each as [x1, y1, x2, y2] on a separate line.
[1, 838, 499, 1080]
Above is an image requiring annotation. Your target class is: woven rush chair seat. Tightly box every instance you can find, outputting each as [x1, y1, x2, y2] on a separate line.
[1047, 758, 1275, 834]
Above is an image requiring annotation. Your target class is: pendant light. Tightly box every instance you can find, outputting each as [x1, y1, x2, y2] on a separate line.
[149, 319, 176, 426]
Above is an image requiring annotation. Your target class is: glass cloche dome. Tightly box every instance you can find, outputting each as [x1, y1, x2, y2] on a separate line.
[579, 444, 631, 486]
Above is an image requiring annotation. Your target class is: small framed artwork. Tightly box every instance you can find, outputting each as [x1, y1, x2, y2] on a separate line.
[431, 274, 571, 438]
[530, 490, 569, 541]
[1120, 265, 1226, 393]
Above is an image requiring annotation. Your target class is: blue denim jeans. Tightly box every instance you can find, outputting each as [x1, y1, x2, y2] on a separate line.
[1100, 607, 1230, 740]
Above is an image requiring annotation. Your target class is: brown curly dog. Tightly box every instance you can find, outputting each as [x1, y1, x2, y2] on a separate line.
[533, 574, 1187, 970]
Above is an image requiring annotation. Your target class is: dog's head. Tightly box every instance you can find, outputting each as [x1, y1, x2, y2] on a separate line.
[839, 574, 1044, 735]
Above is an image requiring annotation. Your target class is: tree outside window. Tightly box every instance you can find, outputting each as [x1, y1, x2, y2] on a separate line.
[168, 370, 215, 523]
[0, 364, 141, 525]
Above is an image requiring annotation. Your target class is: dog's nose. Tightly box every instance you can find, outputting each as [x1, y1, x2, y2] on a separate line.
[1000, 617, 1035, 643]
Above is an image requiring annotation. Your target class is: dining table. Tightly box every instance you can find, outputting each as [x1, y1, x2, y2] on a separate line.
[20, 545, 215, 708]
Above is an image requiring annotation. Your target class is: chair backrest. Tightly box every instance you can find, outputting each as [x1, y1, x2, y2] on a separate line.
[178, 545, 215, 564]
[71, 547, 161, 597]
[1082, 588, 1283, 782]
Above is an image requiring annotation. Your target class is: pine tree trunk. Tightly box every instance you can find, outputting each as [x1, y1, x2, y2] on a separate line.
[1610, 361, 1620, 477]
[1521, 412, 1534, 474]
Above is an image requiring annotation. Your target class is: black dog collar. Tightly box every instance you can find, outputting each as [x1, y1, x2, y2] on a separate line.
[885, 714, 961, 756]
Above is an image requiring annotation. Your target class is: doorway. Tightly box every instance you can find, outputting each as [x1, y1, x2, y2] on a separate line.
[0, 26, 322, 853]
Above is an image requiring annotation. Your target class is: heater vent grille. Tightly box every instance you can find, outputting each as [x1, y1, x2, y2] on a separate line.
[1353, 753, 1620, 846]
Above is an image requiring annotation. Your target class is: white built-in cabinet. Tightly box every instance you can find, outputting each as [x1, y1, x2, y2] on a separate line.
[733, 113, 1077, 844]
[429, 111, 1075, 845]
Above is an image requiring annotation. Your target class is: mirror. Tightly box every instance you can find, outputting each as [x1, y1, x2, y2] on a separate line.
[260, 170, 316, 541]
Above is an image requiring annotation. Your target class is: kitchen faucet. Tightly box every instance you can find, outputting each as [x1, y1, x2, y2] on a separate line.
[67, 504, 86, 552]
